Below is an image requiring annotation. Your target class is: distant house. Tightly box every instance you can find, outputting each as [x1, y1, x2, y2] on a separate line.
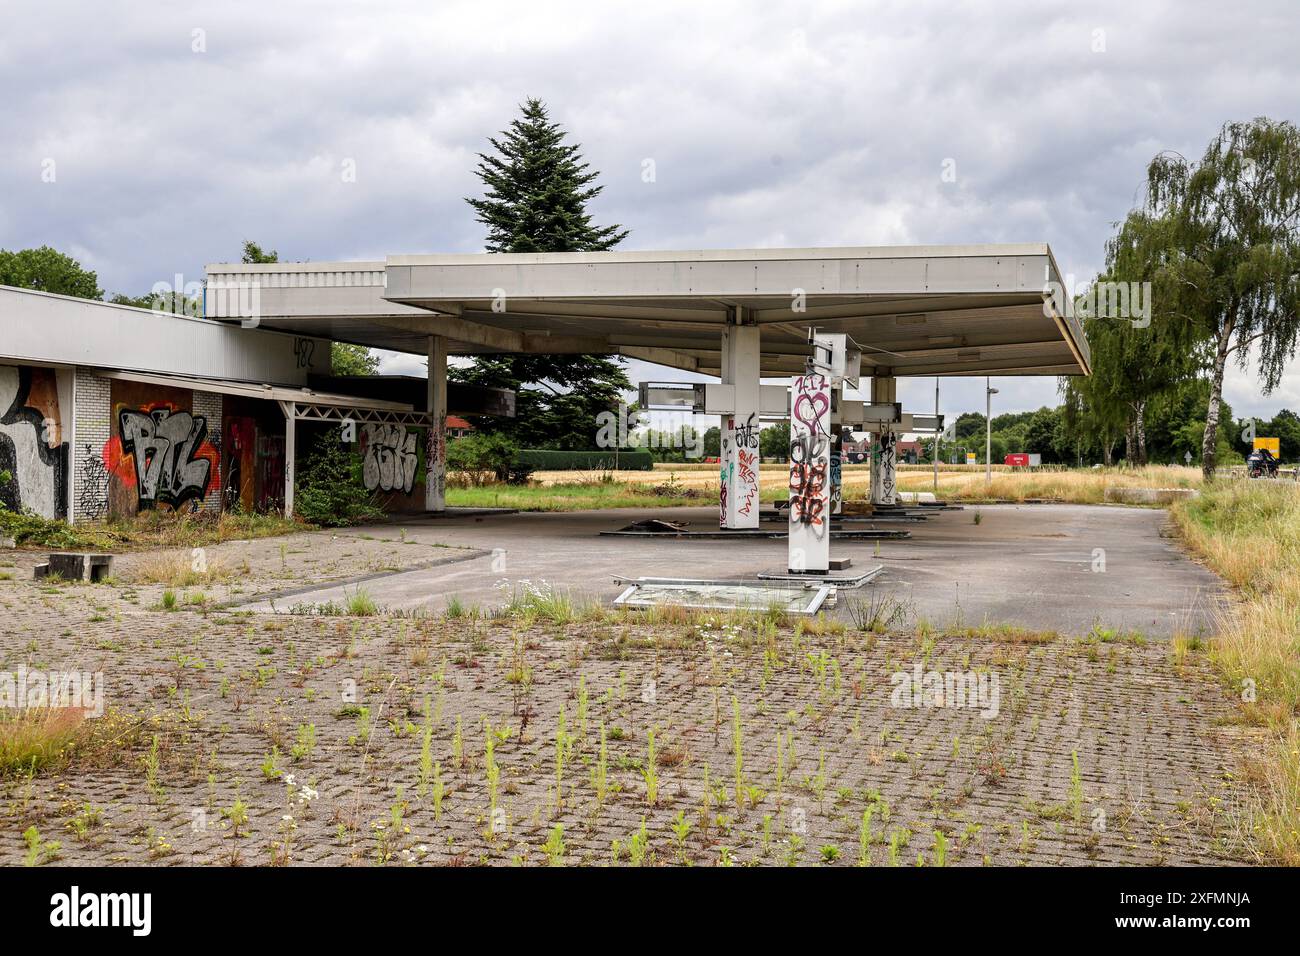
[446, 415, 474, 439]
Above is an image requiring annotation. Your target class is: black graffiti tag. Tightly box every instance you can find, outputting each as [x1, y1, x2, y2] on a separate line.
[734, 412, 760, 449]
[118, 409, 212, 509]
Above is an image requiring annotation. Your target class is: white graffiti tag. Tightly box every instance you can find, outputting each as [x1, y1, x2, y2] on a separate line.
[362, 423, 418, 494]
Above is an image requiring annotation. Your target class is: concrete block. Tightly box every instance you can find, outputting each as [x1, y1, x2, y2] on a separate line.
[0, 534, 15, 549]
[46, 552, 114, 582]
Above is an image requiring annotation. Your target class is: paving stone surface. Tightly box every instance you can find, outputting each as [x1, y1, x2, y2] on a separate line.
[0, 528, 1255, 867]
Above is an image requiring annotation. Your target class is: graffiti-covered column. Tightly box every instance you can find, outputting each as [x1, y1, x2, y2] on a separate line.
[426, 335, 447, 512]
[789, 371, 831, 572]
[870, 375, 898, 506]
[719, 312, 760, 529]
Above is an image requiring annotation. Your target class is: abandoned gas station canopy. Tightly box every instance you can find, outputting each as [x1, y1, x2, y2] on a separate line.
[205, 243, 1090, 378]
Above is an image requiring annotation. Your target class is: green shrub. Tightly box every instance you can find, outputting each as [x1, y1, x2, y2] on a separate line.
[294, 433, 386, 527]
[447, 432, 531, 483]
[515, 449, 654, 471]
[0, 508, 106, 549]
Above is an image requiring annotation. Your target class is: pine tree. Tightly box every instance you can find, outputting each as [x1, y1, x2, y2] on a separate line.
[458, 99, 632, 448]
[467, 98, 628, 253]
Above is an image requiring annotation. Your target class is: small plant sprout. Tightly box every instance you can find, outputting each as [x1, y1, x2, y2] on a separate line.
[418, 696, 434, 797]
[485, 721, 501, 836]
[732, 695, 744, 809]
[143, 734, 163, 797]
[671, 810, 692, 864]
[592, 722, 608, 805]
[543, 824, 565, 866]
[554, 703, 572, 811]
[577, 675, 588, 743]
[627, 818, 650, 866]
[261, 746, 282, 781]
[432, 761, 445, 820]
[291, 723, 316, 762]
[820, 844, 841, 864]
[1069, 750, 1084, 823]
[643, 727, 659, 807]
[859, 806, 876, 866]
[933, 830, 949, 867]
[23, 827, 60, 867]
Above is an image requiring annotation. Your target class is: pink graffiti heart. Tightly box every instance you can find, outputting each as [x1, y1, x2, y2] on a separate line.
[793, 387, 828, 429]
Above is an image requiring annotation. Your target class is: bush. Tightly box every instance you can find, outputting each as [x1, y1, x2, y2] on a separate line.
[447, 432, 532, 484]
[294, 433, 386, 527]
[0, 508, 108, 549]
[515, 449, 654, 471]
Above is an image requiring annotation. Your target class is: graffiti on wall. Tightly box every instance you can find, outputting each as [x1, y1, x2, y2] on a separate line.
[78, 444, 109, 520]
[96, 381, 221, 517]
[361, 423, 419, 494]
[115, 408, 214, 510]
[0, 365, 68, 519]
[789, 373, 830, 540]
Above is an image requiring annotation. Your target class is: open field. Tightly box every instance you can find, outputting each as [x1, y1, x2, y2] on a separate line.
[457, 464, 1210, 511]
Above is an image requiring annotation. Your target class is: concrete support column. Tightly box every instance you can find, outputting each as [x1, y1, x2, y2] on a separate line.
[426, 336, 447, 512]
[789, 371, 831, 572]
[719, 313, 760, 529]
[281, 401, 296, 518]
[830, 427, 843, 515]
[870, 376, 898, 506]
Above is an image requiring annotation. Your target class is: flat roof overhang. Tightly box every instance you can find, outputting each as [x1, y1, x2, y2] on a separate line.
[205, 244, 1089, 378]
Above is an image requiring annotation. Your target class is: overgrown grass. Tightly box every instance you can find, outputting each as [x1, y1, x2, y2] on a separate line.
[0, 708, 90, 777]
[133, 550, 245, 587]
[0, 507, 307, 551]
[447, 481, 704, 512]
[446, 465, 1209, 511]
[896, 465, 1204, 504]
[1170, 480, 1300, 864]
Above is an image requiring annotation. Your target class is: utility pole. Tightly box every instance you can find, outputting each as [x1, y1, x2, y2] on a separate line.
[933, 376, 939, 494]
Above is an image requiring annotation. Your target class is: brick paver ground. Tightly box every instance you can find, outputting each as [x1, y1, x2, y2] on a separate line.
[0, 530, 1256, 866]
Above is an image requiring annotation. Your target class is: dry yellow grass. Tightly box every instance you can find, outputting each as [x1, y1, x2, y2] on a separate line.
[896, 464, 1204, 503]
[530, 463, 1205, 507]
[1170, 480, 1300, 864]
[0, 707, 89, 776]
[131, 549, 242, 586]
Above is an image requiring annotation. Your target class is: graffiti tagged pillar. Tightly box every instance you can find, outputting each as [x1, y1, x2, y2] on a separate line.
[719, 313, 760, 529]
[869, 375, 898, 506]
[426, 335, 447, 513]
[788, 371, 831, 573]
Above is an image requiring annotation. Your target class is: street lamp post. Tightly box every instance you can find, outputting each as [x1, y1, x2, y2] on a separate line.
[933, 377, 940, 494]
[985, 377, 999, 484]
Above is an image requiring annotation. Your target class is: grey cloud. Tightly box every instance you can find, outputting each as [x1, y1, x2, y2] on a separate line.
[2, 0, 1298, 415]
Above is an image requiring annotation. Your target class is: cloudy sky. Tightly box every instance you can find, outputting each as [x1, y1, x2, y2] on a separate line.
[3, 0, 1298, 425]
